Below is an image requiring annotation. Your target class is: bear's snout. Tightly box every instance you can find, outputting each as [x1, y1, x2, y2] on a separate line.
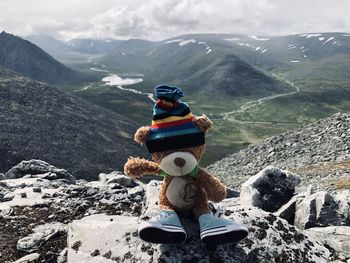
[174, 157, 186, 167]
[160, 152, 197, 176]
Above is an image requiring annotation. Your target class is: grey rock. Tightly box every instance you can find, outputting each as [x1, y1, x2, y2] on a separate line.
[128, 185, 145, 198]
[0, 173, 5, 180]
[17, 223, 67, 252]
[226, 187, 240, 198]
[240, 166, 300, 212]
[67, 194, 330, 262]
[295, 191, 346, 230]
[13, 253, 40, 263]
[99, 171, 138, 188]
[304, 226, 350, 262]
[1, 192, 14, 202]
[335, 190, 350, 225]
[274, 193, 305, 224]
[5, 160, 75, 184]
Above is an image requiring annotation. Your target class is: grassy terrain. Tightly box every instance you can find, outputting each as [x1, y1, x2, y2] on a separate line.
[62, 74, 300, 166]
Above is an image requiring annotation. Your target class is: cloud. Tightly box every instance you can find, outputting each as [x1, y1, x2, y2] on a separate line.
[0, 0, 349, 40]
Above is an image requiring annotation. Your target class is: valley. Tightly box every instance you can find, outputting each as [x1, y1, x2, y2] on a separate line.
[1, 31, 350, 171]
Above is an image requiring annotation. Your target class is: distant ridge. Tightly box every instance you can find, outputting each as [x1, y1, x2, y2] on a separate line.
[0, 31, 91, 85]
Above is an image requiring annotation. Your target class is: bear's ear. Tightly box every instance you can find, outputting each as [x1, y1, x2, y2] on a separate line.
[193, 114, 213, 133]
[134, 126, 150, 144]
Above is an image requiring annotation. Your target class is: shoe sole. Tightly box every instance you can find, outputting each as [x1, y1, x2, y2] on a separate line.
[139, 222, 187, 244]
[201, 226, 248, 245]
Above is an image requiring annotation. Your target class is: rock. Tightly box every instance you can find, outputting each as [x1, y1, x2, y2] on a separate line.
[295, 191, 346, 230]
[128, 185, 145, 198]
[5, 160, 75, 184]
[17, 223, 67, 252]
[67, 208, 330, 263]
[226, 187, 240, 198]
[13, 253, 40, 263]
[335, 190, 350, 225]
[57, 248, 68, 263]
[0, 173, 5, 180]
[1, 192, 14, 202]
[304, 226, 350, 262]
[240, 166, 300, 212]
[274, 193, 305, 224]
[99, 171, 138, 188]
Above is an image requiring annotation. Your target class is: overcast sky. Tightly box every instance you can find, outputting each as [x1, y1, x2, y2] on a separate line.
[1, 0, 350, 41]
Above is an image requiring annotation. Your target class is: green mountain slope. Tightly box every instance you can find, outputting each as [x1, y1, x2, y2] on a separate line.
[0, 31, 91, 85]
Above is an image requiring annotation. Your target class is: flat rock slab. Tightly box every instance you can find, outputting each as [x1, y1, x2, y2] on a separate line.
[68, 214, 141, 263]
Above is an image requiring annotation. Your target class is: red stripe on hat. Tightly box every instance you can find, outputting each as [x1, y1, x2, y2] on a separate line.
[157, 99, 180, 110]
[151, 117, 193, 128]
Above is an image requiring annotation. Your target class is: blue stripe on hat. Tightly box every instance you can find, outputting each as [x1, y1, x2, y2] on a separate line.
[149, 127, 202, 140]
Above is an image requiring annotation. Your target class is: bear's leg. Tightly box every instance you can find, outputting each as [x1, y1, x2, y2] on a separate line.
[138, 177, 187, 244]
[194, 183, 248, 245]
[193, 186, 210, 218]
[159, 177, 178, 211]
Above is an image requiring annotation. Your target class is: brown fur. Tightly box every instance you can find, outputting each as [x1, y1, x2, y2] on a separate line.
[193, 114, 213, 133]
[124, 157, 160, 179]
[124, 114, 227, 218]
[134, 126, 150, 144]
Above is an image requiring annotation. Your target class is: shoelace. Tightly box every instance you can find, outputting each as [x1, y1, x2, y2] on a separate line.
[208, 202, 224, 218]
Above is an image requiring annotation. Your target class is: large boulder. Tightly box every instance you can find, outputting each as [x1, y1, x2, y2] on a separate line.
[67, 209, 330, 263]
[5, 160, 75, 184]
[295, 191, 348, 230]
[240, 166, 300, 212]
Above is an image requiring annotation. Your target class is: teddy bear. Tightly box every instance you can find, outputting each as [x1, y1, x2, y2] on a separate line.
[124, 85, 248, 245]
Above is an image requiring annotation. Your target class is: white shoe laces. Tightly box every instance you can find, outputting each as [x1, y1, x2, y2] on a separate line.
[208, 202, 225, 218]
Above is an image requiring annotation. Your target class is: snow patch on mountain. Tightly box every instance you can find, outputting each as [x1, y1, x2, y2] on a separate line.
[323, 37, 335, 45]
[299, 33, 323, 38]
[147, 48, 157, 56]
[179, 39, 196, 46]
[290, 60, 300, 63]
[224, 37, 240, 41]
[198, 41, 212, 54]
[165, 39, 183, 44]
[250, 35, 269, 41]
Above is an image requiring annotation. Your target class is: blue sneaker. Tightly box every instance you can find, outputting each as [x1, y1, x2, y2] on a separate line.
[199, 213, 248, 245]
[138, 210, 187, 244]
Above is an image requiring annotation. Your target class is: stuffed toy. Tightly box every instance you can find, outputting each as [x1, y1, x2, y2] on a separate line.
[124, 85, 248, 245]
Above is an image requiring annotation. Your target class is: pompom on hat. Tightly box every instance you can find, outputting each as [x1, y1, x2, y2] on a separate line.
[146, 85, 205, 153]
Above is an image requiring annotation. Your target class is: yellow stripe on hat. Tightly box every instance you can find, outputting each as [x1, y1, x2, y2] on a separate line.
[151, 113, 193, 125]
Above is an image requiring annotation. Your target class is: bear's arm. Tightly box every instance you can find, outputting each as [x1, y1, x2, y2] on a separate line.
[124, 157, 160, 179]
[197, 168, 227, 203]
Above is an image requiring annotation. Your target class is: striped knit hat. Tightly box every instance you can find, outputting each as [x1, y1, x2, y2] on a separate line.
[146, 85, 205, 153]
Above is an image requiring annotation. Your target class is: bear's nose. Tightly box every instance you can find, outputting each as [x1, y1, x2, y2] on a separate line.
[174, 157, 186, 167]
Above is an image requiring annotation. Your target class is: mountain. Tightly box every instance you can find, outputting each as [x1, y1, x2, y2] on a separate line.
[208, 112, 350, 190]
[67, 38, 122, 54]
[0, 31, 91, 85]
[99, 35, 293, 98]
[0, 68, 147, 179]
